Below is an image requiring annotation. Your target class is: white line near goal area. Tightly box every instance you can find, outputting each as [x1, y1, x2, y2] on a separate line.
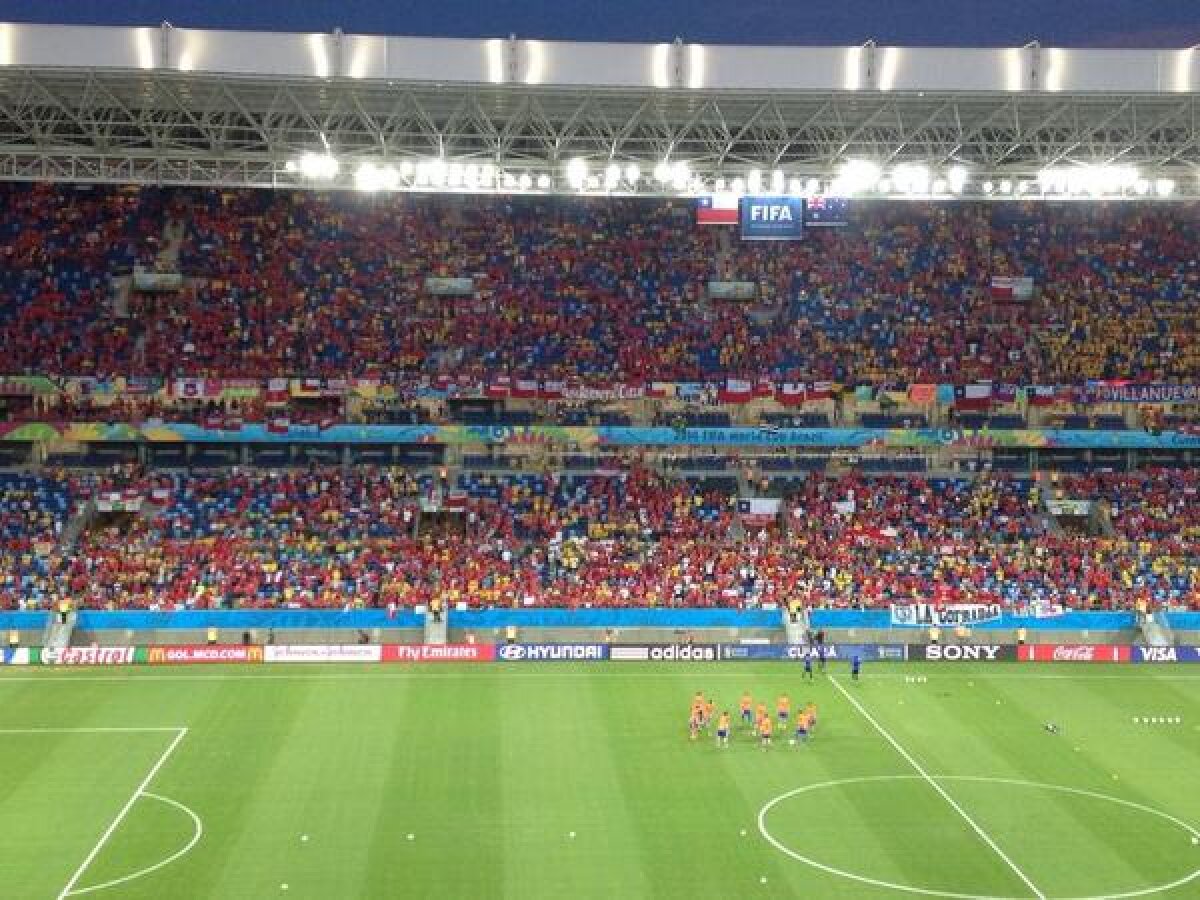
[30, 726, 192, 900]
[829, 676, 1047, 900]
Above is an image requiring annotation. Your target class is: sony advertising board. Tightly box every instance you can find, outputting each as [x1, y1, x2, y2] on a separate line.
[912, 644, 1017, 662]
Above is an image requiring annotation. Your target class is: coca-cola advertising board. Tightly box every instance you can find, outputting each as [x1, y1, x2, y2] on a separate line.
[1019, 645, 1131, 663]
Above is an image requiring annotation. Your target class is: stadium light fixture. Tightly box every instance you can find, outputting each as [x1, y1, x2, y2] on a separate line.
[948, 165, 968, 194]
[876, 178, 892, 194]
[805, 178, 820, 196]
[771, 169, 785, 193]
[354, 162, 379, 192]
[566, 158, 589, 191]
[788, 177, 803, 195]
[428, 158, 448, 188]
[715, 177, 727, 193]
[502, 172, 517, 190]
[731, 177, 747, 196]
[1134, 178, 1151, 195]
[479, 163, 496, 186]
[446, 163, 464, 188]
[671, 161, 692, 192]
[892, 163, 930, 195]
[747, 169, 763, 193]
[298, 152, 339, 180]
[653, 161, 672, 184]
[284, 160, 297, 174]
[586, 175, 601, 191]
[399, 160, 415, 178]
[831, 159, 880, 196]
[604, 163, 621, 190]
[998, 179, 1013, 194]
[982, 180, 995, 194]
[463, 164, 480, 189]
[518, 173, 533, 191]
[536, 173, 552, 190]
[625, 163, 641, 184]
[932, 178, 948, 195]
[1154, 178, 1175, 197]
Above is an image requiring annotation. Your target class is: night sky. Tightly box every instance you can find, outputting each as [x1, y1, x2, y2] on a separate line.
[2, 0, 1198, 47]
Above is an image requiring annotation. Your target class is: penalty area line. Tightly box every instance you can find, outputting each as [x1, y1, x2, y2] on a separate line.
[829, 676, 1046, 900]
[56, 726, 189, 900]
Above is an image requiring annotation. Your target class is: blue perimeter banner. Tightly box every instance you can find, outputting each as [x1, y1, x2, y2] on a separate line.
[739, 196, 805, 241]
[1132, 646, 1200, 663]
[720, 644, 906, 661]
[495, 644, 608, 661]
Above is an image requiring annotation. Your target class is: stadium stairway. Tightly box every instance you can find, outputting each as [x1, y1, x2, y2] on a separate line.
[60, 500, 96, 549]
[783, 605, 808, 645]
[1139, 612, 1175, 648]
[42, 611, 76, 650]
[424, 608, 447, 645]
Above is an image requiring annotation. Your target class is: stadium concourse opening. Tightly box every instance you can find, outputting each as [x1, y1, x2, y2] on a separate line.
[0, 19, 1198, 900]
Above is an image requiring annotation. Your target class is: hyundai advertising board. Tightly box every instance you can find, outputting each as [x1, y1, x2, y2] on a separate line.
[738, 196, 805, 241]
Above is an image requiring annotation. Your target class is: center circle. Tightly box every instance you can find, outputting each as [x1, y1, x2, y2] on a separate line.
[757, 775, 1200, 900]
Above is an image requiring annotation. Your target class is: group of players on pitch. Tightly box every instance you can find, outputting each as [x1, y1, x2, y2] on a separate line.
[688, 653, 863, 749]
[689, 691, 817, 749]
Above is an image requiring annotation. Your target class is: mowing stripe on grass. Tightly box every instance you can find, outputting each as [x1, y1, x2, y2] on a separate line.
[57, 727, 190, 900]
[829, 676, 1046, 900]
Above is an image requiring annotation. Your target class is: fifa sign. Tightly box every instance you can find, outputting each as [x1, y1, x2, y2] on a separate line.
[739, 196, 805, 241]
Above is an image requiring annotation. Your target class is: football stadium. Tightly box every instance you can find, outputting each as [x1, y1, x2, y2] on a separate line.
[0, 13, 1199, 900]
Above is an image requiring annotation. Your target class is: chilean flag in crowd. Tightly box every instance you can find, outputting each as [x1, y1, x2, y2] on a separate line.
[696, 194, 739, 226]
[718, 378, 754, 403]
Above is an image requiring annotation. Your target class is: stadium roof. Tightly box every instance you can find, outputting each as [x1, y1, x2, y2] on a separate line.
[0, 22, 1196, 196]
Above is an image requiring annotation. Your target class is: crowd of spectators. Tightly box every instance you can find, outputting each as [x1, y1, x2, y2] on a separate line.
[0, 185, 1197, 386]
[2, 467, 1196, 613]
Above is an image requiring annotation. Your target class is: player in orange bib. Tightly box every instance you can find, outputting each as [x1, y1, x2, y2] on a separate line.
[716, 711, 732, 747]
[804, 701, 818, 731]
[754, 702, 768, 732]
[739, 692, 754, 728]
[776, 694, 791, 725]
[793, 709, 811, 744]
[758, 714, 773, 749]
[689, 704, 703, 741]
[704, 696, 716, 729]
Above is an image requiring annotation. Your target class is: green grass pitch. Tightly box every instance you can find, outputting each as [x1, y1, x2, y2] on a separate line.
[1, 662, 1199, 899]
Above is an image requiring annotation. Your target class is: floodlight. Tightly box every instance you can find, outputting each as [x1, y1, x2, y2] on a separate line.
[566, 157, 589, 190]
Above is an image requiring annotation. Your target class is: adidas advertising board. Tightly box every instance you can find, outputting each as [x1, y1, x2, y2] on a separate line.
[609, 645, 718, 662]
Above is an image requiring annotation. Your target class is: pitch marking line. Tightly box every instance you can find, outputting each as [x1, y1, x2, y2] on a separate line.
[51, 726, 191, 900]
[829, 675, 1046, 899]
[758, 774, 1200, 900]
[66, 791, 204, 896]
